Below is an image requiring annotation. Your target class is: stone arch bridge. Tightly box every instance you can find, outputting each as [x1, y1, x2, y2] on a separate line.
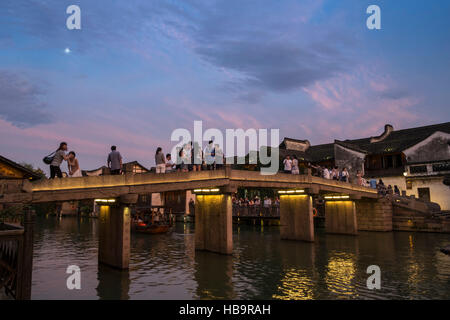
[2, 168, 393, 270]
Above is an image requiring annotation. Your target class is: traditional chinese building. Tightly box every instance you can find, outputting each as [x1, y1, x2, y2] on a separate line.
[280, 122, 450, 210]
[0, 155, 42, 181]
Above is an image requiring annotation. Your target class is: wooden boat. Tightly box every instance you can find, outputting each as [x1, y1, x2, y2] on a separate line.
[132, 222, 172, 234]
[132, 206, 175, 234]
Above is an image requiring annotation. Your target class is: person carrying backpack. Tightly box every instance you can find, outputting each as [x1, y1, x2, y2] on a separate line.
[48, 142, 69, 179]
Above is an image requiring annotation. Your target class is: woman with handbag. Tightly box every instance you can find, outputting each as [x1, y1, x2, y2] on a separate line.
[50, 142, 69, 179]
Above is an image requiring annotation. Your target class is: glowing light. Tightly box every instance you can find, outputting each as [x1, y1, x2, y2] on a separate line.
[193, 188, 221, 194]
[324, 195, 350, 200]
[64, 48, 71, 54]
[95, 198, 116, 203]
[278, 189, 305, 194]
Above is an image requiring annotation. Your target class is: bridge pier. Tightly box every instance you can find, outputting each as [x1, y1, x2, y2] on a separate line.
[279, 195, 314, 242]
[325, 200, 358, 235]
[195, 193, 233, 255]
[98, 194, 137, 269]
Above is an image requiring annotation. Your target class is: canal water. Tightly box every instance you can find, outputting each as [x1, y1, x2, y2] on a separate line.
[31, 216, 450, 300]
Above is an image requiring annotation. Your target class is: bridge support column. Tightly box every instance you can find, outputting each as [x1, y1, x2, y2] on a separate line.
[280, 195, 314, 242]
[195, 193, 232, 254]
[325, 200, 358, 235]
[98, 194, 137, 269]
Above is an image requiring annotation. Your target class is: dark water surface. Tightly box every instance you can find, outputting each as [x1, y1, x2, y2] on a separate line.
[31, 216, 450, 299]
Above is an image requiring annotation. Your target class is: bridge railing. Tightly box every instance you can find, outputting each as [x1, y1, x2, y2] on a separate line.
[0, 210, 34, 300]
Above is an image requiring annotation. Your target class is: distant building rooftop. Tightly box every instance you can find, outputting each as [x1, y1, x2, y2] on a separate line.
[281, 122, 450, 163]
[0, 155, 42, 180]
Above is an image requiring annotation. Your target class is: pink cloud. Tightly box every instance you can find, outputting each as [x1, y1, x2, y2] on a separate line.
[300, 66, 424, 142]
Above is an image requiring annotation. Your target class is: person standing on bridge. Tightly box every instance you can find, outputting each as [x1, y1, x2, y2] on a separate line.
[155, 147, 166, 173]
[107, 145, 122, 175]
[67, 151, 82, 177]
[291, 155, 299, 174]
[323, 167, 330, 179]
[50, 142, 69, 179]
[340, 167, 349, 182]
[283, 155, 292, 174]
[165, 153, 175, 173]
[204, 140, 215, 170]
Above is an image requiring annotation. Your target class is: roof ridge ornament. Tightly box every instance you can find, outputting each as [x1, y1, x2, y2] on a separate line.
[370, 124, 394, 143]
[281, 138, 311, 152]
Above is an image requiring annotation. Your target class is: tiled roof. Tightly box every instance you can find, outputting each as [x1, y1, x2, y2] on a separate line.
[0, 154, 42, 180]
[281, 122, 450, 162]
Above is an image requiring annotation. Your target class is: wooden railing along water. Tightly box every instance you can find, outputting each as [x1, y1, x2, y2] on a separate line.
[0, 210, 34, 300]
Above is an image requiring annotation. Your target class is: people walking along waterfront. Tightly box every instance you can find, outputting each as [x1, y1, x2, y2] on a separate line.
[107, 145, 123, 175]
[50, 142, 69, 179]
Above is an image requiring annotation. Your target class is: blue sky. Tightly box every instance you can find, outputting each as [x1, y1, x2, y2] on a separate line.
[0, 0, 449, 172]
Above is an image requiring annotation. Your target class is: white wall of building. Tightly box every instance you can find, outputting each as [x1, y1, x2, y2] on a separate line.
[373, 175, 450, 210]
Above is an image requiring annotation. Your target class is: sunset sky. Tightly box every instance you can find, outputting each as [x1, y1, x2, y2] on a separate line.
[1, 0, 449, 173]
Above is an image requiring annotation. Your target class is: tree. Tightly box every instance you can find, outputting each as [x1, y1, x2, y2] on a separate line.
[20, 162, 47, 179]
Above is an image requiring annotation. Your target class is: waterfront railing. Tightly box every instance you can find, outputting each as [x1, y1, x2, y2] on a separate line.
[0, 209, 34, 300]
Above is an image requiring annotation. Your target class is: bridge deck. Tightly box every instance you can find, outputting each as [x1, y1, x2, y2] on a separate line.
[1, 168, 378, 203]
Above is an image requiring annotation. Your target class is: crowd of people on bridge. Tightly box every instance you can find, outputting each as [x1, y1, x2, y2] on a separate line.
[282, 155, 350, 182]
[45, 141, 227, 179]
[154, 140, 225, 173]
[232, 195, 280, 208]
[45, 141, 403, 200]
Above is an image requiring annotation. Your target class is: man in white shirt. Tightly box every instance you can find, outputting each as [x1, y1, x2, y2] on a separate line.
[283, 156, 292, 173]
[165, 153, 175, 173]
[323, 167, 330, 179]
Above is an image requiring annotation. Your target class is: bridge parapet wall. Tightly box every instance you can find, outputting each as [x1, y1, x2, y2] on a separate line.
[355, 198, 393, 232]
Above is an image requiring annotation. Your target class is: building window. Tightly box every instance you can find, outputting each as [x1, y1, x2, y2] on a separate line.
[432, 162, 450, 172]
[410, 165, 427, 174]
[384, 155, 394, 169]
[406, 180, 412, 190]
[418, 188, 430, 202]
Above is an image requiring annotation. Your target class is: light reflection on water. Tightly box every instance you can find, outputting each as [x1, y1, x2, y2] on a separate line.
[30, 216, 450, 300]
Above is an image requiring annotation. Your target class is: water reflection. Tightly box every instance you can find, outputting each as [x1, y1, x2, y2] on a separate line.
[325, 253, 356, 297]
[29, 216, 450, 300]
[194, 251, 235, 299]
[97, 265, 130, 299]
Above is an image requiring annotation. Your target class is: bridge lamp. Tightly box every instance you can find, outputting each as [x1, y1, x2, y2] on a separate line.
[278, 189, 305, 194]
[193, 188, 221, 195]
[324, 195, 350, 200]
[95, 198, 117, 204]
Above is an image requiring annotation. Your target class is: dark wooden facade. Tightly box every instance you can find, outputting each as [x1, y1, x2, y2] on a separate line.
[0, 210, 34, 300]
